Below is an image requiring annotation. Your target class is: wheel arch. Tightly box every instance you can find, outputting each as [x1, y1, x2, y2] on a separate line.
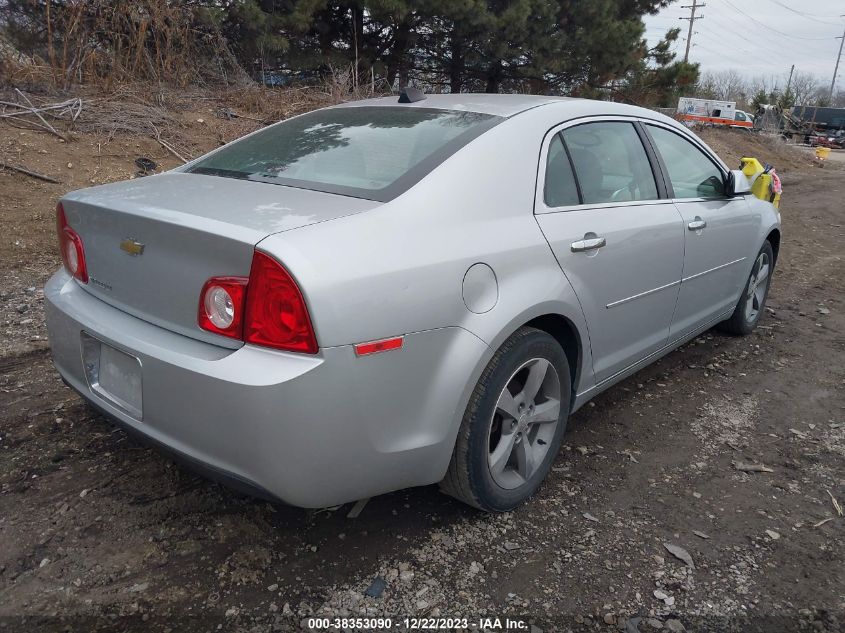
[766, 227, 781, 264]
[523, 313, 582, 399]
[471, 306, 589, 407]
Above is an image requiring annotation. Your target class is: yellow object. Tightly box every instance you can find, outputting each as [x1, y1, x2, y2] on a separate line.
[740, 156, 781, 209]
[815, 146, 831, 160]
[740, 156, 765, 178]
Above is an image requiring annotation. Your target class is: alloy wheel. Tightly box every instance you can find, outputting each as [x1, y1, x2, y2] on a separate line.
[487, 357, 562, 489]
[744, 251, 770, 323]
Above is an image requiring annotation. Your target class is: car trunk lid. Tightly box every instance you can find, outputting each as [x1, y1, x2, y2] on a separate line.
[61, 172, 378, 347]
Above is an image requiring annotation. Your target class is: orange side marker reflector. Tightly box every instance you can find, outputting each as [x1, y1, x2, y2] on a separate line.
[354, 336, 404, 356]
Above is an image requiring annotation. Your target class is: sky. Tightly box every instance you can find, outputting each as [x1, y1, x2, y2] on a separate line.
[643, 0, 845, 90]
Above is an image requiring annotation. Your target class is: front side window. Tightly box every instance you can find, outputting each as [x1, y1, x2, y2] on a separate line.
[187, 106, 501, 201]
[735, 111, 746, 121]
[544, 134, 580, 207]
[646, 125, 726, 199]
[562, 122, 658, 204]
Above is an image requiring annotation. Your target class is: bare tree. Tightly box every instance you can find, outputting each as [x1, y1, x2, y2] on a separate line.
[694, 72, 718, 98]
[748, 75, 775, 99]
[699, 70, 836, 109]
[789, 71, 823, 106]
[695, 70, 748, 104]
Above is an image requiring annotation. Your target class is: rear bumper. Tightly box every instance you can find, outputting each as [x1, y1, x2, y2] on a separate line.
[45, 270, 490, 507]
[62, 378, 283, 502]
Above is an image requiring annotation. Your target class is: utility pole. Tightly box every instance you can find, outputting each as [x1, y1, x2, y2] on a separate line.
[830, 18, 845, 103]
[786, 64, 795, 95]
[680, 1, 705, 63]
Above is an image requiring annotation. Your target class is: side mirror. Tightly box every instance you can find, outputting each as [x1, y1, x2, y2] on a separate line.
[726, 169, 752, 197]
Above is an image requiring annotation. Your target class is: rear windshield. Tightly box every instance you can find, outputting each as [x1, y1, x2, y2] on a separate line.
[187, 106, 501, 201]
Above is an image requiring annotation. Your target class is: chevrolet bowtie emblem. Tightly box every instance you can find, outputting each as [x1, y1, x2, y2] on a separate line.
[120, 238, 145, 256]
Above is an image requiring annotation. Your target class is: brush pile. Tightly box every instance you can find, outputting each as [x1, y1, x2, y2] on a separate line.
[0, 89, 82, 141]
[1, 66, 387, 169]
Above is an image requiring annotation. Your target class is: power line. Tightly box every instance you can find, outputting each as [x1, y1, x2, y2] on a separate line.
[684, 14, 837, 85]
[679, 0, 705, 63]
[645, 3, 840, 76]
[702, 15, 839, 76]
[692, 10, 818, 61]
[716, 0, 836, 41]
[690, 33, 836, 90]
[691, 41, 735, 58]
[766, 1, 844, 24]
[702, 9, 838, 59]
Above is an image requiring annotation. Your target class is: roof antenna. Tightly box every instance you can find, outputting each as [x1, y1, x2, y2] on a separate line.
[398, 87, 426, 104]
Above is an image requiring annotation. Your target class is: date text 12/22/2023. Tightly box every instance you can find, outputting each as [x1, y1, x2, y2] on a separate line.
[305, 617, 533, 630]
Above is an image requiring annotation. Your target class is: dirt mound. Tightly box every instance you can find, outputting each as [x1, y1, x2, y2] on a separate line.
[697, 127, 816, 175]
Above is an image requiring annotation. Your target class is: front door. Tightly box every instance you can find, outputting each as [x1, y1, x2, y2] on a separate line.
[643, 124, 758, 342]
[535, 120, 686, 384]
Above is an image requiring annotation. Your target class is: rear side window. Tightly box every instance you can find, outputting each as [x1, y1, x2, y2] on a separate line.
[646, 125, 725, 199]
[562, 122, 658, 204]
[544, 134, 580, 207]
[187, 106, 501, 202]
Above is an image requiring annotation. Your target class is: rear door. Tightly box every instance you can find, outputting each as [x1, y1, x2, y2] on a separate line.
[534, 119, 685, 384]
[642, 123, 758, 342]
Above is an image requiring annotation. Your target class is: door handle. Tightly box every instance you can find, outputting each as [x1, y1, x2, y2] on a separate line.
[688, 217, 707, 231]
[570, 235, 606, 252]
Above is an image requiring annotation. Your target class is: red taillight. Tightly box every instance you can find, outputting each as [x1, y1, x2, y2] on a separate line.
[56, 202, 88, 283]
[198, 277, 248, 339]
[244, 251, 318, 354]
[198, 251, 318, 354]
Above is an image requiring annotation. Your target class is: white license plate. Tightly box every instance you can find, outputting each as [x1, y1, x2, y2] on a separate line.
[81, 334, 143, 419]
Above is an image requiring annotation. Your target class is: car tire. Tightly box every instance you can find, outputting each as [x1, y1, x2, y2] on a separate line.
[718, 240, 775, 336]
[440, 326, 571, 512]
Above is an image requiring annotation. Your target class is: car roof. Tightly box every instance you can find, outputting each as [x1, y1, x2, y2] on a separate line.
[330, 94, 728, 171]
[331, 93, 575, 117]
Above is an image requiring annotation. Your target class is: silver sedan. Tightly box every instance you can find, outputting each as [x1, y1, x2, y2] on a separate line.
[45, 93, 781, 511]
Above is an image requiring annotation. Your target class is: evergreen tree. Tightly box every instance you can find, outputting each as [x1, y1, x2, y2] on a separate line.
[750, 88, 769, 111]
[2, 0, 693, 98]
[777, 87, 795, 111]
[618, 27, 700, 106]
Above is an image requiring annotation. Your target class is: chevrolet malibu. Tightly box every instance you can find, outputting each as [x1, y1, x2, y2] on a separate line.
[45, 93, 781, 511]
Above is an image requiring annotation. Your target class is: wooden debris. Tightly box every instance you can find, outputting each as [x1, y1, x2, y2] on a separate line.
[0, 97, 83, 123]
[216, 107, 266, 123]
[827, 489, 843, 517]
[151, 124, 189, 163]
[155, 136, 189, 163]
[0, 161, 61, 184]
[13, 89, 69, 141]
[346, 497, 369, 519]
[732, 461, 774, 473]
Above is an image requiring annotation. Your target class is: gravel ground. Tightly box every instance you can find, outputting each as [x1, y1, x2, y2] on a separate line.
[0, 122, 843, 633]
